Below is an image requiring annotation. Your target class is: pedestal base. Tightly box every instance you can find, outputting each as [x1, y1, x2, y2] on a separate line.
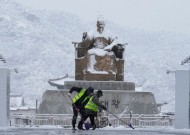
[64, 81, 135, 91]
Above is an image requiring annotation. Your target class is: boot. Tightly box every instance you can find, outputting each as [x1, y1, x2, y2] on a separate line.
[92, 124, 96, 130]
[72, 119, 76, 130]
[72, 124, 76, 131]
[78, 121, 85, 130]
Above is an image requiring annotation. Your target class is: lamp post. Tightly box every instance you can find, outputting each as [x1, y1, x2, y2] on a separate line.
[32, 93, 38, 114]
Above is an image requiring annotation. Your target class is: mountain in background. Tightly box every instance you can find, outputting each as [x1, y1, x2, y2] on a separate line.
[0, 0, 190, 112]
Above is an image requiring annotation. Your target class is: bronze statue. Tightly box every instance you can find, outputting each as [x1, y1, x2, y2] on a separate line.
[73, 17, 126, 81]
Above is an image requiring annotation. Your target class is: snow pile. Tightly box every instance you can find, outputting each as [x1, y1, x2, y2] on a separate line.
[0, 0, 190, 112]
[88, 48, 108, 56]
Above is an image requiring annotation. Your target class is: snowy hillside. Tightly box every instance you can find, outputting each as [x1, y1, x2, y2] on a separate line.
[0, 0, 190, 112]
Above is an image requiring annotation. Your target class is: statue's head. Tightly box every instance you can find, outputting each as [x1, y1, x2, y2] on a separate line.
[97, 16, 105, 34]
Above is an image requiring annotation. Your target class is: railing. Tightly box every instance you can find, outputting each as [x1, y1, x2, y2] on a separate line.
[10, 113, 174, 128]
[107, 114, 174, 128]
[10, 114, 73, 127]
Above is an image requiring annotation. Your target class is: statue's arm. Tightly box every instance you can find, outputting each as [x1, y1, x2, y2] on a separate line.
[81, 32, 94, 50]
[104, 37, 118, 51]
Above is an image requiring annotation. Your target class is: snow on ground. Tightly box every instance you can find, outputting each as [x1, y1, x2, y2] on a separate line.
[0, 126, 190, 135]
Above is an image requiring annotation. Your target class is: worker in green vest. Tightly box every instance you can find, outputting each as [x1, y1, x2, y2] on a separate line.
[78, 90, 107, 130]
[68, 86, 94, 130]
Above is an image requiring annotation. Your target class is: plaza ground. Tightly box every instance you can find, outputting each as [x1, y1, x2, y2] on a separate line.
[1, 126, 190, 135]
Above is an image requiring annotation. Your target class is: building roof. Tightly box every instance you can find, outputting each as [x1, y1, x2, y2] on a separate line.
[48, 74, 75, 87]
[10, 106, 36, 111]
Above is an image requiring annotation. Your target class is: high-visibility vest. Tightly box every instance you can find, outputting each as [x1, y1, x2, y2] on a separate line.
[82, 95, 91, 104]
[85, 96, 98, 112]
[72, 89, 86, 103]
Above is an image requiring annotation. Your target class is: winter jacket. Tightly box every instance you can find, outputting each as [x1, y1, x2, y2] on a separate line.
[85, 94, 103, 116]
[69, 87, 91, 108]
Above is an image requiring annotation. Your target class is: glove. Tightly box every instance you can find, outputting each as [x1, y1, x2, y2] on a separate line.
[76, 108, 80, 112]
[101, 105, 107, 110]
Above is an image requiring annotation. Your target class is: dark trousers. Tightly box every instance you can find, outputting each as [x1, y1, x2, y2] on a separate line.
[72, 104, 85, 128]
[78, 113, 96, 128]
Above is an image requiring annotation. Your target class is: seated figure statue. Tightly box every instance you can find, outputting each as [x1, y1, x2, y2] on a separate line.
[83, 17, 117, 50]
[74, 16, 125, 81]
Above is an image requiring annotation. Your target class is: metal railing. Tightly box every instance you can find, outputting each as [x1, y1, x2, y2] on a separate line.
[10, 113, 174, 128]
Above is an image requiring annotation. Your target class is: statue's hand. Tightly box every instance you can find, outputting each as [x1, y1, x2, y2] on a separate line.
[68, 93, 71, 98]
[82, 32, 87, 40]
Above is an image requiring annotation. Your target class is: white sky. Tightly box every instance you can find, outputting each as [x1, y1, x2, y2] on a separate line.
[14, 0, 190, 35]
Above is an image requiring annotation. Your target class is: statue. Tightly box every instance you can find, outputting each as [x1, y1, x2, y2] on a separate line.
[82, 17, 117, 50]
[73, 16, 126, 81]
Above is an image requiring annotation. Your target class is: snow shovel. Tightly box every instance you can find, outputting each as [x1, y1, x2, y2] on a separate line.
[105, 109, 135, 129]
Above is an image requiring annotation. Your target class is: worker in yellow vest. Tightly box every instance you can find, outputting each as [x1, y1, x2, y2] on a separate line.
[68, 86, 94, 130]
[78, 90, 107, 130]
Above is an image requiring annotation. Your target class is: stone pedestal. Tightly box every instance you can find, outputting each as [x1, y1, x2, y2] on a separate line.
[64, 81, 135, 91]
[38, 90, 71, 114]
[38, 90, 158, 114]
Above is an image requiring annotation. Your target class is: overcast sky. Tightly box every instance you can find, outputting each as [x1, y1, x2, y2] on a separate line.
[14, 0, 190, 35]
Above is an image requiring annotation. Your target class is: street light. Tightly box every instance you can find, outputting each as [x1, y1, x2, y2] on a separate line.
[166, 70, 176, 74]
